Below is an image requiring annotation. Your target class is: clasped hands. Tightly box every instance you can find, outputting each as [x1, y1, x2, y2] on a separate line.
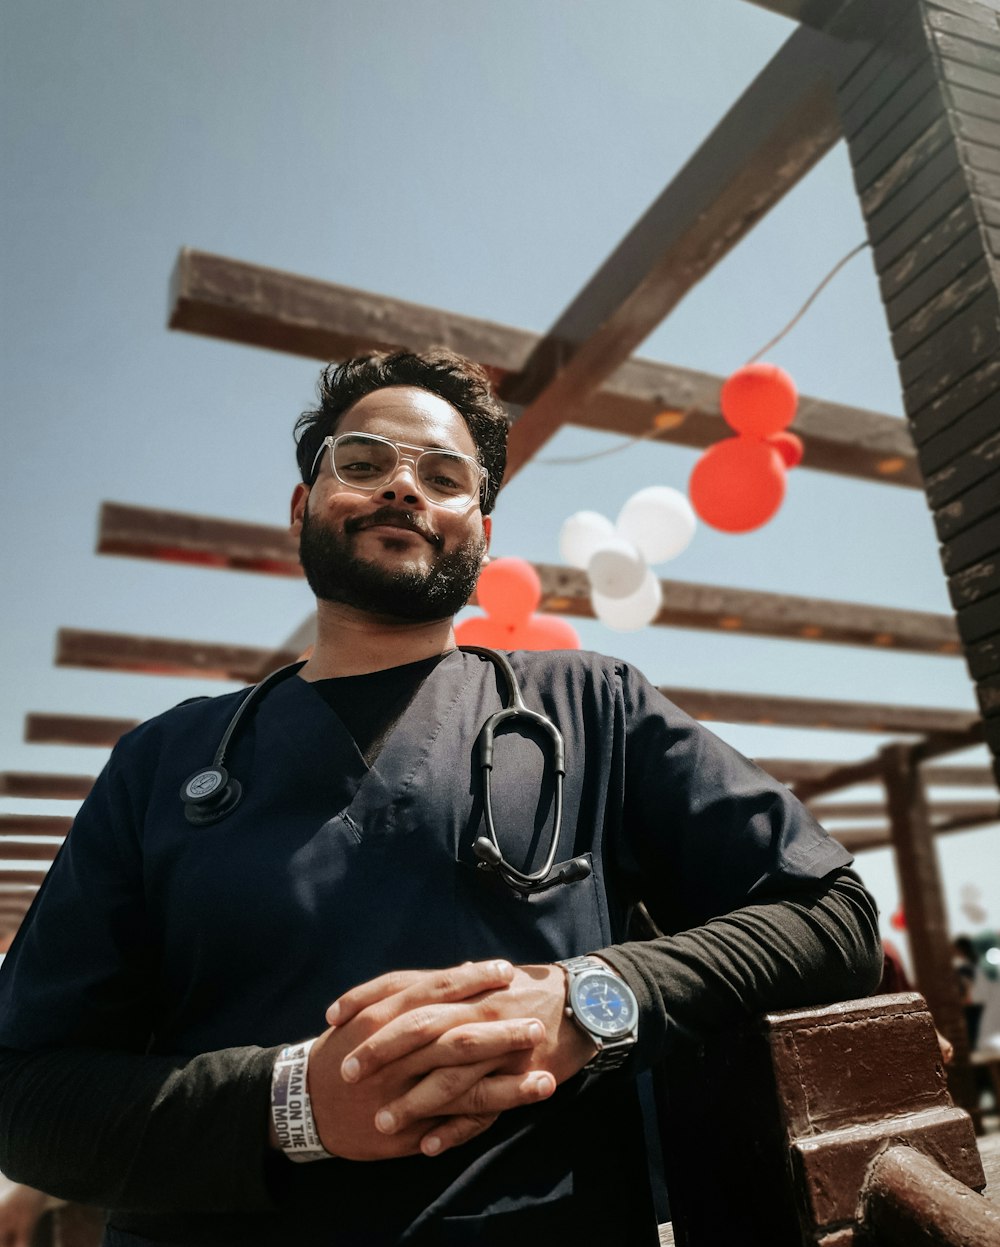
[303, 960, 597, 1162]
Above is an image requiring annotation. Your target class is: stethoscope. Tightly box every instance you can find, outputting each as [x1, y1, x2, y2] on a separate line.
[179, 647, 592, 895]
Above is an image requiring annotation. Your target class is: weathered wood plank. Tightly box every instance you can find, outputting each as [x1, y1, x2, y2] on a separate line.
[498, 23, 850, 473]
[169, 251, 923, 490]
[941, 54, 1000, 99]
[911, 367, 1000, 460]
[950, 81, 1000, 122]
[926, 428, 1000, 510]
[933, 463, 1000, 540]
[977, 669, 1000, 716]
[56, 628, 298, 685]
[957, 590, 1000, 644]
[892, 257, 995, 360]
[810, 798, 998, 819]
[0, 816, 73, 837]
[887, 226, 991, 329]
[0, 841, 62, 862]
[49, 628, 979, 733]
[0, 870, 49, 887]
[660, 688, 978, 735]
[968, 631, 1000, 679]
[24, 712, 140, 747]
[855, 103, 954, 210]
[0, 773, 93, 800]
[866, 139, 965, 245]
[949, 553, 1000, 608]
[758, 758, 997, 786]
[927, 8, 1000, 49]
[936, 29, 1000, 74]
[879, 198, 980, 305]
[882, 741, 974, 1096]
[898, 292, 1000, 403]
[98, 504, 964, 655]
[847, 59, 939, 164]
[873, 168, 971, 272]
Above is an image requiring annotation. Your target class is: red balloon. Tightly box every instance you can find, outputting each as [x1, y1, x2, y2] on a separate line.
[475, 557, 540, 625]
[454, 616, 511, 647]
[519, 615, 581, 651]
[890, 908, 906, 932]
[689, 437, 786, 533]
[720, 363, 798, 437]
[768, 431, 804, 469]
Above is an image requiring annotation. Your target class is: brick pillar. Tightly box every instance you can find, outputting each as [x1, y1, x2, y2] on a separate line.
[837, 0, 1000, 786]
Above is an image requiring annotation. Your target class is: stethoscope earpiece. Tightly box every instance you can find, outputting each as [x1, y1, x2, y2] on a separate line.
[181, 766, 243, 826]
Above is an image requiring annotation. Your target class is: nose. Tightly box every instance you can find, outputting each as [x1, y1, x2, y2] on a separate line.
[378, 457, 424, 507]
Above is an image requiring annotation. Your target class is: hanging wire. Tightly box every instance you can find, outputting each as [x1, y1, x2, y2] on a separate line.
[535, 240, 869, 467]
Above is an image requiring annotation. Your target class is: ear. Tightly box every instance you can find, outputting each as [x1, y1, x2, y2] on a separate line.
[290, 483, 309, 533]
[481, 516, 492, 560]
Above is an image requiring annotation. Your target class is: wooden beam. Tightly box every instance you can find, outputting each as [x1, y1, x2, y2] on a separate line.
[25, 712, 139, 747]
[741, 0, 848, 22]
[97, 504, 962, 656]
[168, 250, 921, 491]
[55, 628, 300, 685]
[810, 798, 999, 819]
[0, 773, 93, 800]
[501, 23, 851, 473]
[663, 687, 979, 735]
[757, 758, 996, 786]
[0, 871, 49, 887]
[881, 740, 977, 1111]
[0, 816, 73, 837]
[0, 841, 61, 862]
[51, 628, 982, 735]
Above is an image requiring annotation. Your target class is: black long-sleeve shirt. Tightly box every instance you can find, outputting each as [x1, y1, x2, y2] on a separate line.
[0, 652, 882, 1243]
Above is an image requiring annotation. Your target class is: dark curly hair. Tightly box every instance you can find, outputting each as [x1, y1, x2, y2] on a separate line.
[294, 349, 509, 514]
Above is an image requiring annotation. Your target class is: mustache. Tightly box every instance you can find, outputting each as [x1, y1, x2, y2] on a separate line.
[345, 507, 441, 548]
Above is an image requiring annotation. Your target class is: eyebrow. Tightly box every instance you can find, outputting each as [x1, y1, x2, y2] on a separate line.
[337, 433, 470, 456]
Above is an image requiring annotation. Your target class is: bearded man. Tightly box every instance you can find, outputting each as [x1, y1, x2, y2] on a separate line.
[0, 349, 881, 1246]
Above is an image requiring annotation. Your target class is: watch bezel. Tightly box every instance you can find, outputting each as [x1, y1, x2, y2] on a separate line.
[566, 968, 638, 1040]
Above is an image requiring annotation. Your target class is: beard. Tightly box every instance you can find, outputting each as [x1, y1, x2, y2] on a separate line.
[298, 505, 486, 623]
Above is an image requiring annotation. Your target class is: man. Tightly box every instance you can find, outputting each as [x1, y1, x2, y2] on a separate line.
[0, 349, 881, 1245]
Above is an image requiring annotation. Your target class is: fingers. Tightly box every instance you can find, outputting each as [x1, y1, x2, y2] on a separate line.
[326, 960, 514, 1028]
[377, 1068, 557, 1156]
[342, 1005, 541, 1084]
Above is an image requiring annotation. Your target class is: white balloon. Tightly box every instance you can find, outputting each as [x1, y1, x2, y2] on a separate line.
[559, 510, 616, 570]
[587, 537, 646, 600]
[616, 486, 696, 564]
[592, 567, 663, 631]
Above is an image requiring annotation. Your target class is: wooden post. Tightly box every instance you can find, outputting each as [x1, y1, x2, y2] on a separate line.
[837, 0, 1000, 788]
[881, 741, 978, 1115]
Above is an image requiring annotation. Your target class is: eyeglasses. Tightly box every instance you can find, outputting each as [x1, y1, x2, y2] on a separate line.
[310, 432, 488, 509]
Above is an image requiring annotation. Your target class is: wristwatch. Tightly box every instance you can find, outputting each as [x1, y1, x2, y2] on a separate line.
[557, 955, 639, 1071]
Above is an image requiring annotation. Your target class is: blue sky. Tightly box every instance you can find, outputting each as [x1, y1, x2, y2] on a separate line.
[2, 0, 997, 960]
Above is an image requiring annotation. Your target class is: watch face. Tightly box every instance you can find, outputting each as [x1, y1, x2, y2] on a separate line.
[570, 972, 636, 1037]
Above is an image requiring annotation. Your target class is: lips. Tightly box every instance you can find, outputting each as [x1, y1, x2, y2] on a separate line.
[348, 509, 440, 547]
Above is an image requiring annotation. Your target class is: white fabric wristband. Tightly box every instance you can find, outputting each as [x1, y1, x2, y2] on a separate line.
[270, 1038, 331, 1163]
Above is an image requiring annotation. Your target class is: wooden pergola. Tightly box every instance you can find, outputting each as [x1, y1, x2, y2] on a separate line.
[3, 0, 999, 1118]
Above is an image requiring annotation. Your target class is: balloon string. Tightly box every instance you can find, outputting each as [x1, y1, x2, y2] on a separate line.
[534, 240, 869, 467]
[743, 241, 869, 365]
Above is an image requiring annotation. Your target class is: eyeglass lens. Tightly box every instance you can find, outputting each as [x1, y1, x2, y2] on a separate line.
[332, 435, 481, 505]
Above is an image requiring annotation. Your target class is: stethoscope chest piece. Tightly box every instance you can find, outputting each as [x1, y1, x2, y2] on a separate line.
[181, 766, 243, 826]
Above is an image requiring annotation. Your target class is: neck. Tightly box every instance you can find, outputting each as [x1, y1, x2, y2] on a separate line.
[297, 600, 457, 679]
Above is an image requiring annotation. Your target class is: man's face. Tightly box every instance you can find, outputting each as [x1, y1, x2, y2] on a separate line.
[292, 387, 491, 623]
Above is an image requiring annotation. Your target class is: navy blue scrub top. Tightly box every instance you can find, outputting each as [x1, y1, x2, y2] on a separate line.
[0, 649, 850, 1241]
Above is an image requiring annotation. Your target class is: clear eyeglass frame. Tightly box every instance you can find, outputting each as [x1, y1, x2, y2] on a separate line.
[309, 432, 488, 510]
